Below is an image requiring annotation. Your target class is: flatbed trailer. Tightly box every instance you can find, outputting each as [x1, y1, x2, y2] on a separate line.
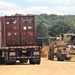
[0, 46, 41, 64]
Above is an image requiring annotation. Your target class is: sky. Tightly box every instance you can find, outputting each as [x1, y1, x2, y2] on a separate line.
[0, 0, 75, 16]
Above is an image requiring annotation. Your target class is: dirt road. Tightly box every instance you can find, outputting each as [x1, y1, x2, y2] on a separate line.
[0, 58, 75, 75]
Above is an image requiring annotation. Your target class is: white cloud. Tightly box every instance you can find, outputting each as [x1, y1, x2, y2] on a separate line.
[27, 0, 75, 4]
[50, 6, 75, 15]
[0, 1, 18, 9]
[23, 6, 50, 14]
[23, 6, 75, 15]
[0, 0, 75, 16]
[0, 1, 25, 15]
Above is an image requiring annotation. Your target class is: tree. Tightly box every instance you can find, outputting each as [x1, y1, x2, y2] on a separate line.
[36, 21, 48, 37]
[49, 20, 71, 36]
[35, 14, 75, 37]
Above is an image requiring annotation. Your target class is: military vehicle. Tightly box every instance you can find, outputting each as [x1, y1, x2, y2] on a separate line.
[48, 33, 75, 61]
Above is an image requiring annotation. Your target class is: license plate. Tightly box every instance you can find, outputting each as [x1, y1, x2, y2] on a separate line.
[34, 52, 39, 55]
[10, 52, 15, 56]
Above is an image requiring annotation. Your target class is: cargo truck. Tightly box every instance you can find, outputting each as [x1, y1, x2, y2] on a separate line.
[0, 15, 41, 64]
[48, 33, 75, 61]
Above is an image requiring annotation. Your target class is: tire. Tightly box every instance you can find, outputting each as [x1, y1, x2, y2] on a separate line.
[50, 46, 54, 61]
[20, 59, 28, 63]
[5, 59, 9, 65]
[48, 48, 51, 60]
[58, 54, 65, 61]
[5, 61, 16, 65]
[48, 46, 54, 61]
[37, 58, 41, 65]
[29, 58, 41, 65]
[57, 51, 65, 61]
[0, 57, 5, 64]
[9, 61, 16, 65]
[29, 59, 35, 64]
[65, 57, 71, 60]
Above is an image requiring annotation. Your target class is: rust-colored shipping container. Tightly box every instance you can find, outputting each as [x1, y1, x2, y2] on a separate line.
[0, 15, 35, 47]
[0, 15, 41, 65]
[20, 16, 35, 46]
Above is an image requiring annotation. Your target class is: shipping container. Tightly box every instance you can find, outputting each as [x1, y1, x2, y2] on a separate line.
[0, 15, 41, 65]
[1, 15, 35, 46]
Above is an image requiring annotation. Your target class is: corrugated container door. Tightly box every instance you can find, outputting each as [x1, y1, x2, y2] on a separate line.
[26, 16, 35, 45]
[20, 16, 35, 46]
[5, 16, 20, 46]
[20, 16, 28, 45]
[27, 23, 35, 45]
[5, 16, 12, 46]
[0, 21, 1, 47]
[12, 17, 20, 46]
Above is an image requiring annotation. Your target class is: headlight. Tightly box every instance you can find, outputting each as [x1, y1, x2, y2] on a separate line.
[10, 52, 16, 56]
[34, 52, 40, 55]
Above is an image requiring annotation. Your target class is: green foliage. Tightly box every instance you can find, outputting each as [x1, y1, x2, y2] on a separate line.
[36, 21, 48, 37]
[35, 14, 75, 37]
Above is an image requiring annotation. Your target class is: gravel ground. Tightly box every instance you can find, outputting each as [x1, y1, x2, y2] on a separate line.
[0, 58, 75, 75]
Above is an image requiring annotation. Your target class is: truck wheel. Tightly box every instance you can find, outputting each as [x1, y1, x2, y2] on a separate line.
[51, 46, 54, 61]
[67, 57, 71, 60]
[5, 61, 16, 65]
[5, 59, 9, 65]
[0, 57, 5, 64]
[65, 57, 71, 60]
[48, 48, 51, 60]
[57, 54, 65, 61]
[20, 60, 24, 63]
[29, 59, 35, 64]
[37, 59, 41, 65]
[20, 59, 28, 63]
[9, 61, 16, 65]
[5, 60, 8, 65]
[57, 54, 64, 61]
[57, 50, 65, 61]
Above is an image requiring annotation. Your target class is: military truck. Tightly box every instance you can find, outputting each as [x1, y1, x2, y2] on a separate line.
[48, 33, 75, 61]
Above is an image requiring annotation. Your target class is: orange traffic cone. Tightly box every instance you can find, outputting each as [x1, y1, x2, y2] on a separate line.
[41, 50, 46, 57]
